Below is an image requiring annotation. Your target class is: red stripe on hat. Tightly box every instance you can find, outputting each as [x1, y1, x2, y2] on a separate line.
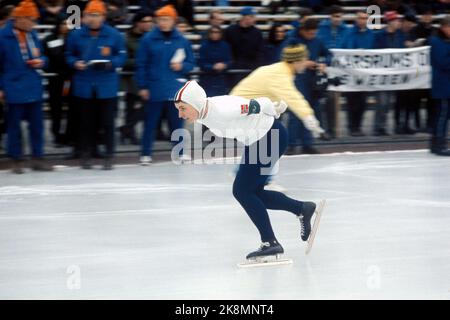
[175, 81, 191, 102]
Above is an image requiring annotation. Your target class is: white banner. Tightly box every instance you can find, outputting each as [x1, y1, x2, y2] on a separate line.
[327, 46, 431, 92]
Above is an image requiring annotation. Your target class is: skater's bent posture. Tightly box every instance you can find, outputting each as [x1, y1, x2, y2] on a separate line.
[173, 79, 324, 261]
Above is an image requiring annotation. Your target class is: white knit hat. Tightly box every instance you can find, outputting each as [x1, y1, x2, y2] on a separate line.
[174, 80, 207, 113]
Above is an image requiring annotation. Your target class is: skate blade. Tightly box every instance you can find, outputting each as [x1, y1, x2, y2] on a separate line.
[305, 199, 326, 255]
[237, 256, 293, 268]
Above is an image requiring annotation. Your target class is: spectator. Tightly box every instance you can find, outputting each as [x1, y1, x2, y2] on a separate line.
[119, 10, 153, 145]
[0, 5, 14, 26]
[43, 14, 73, 147]
[340, 10, 376, 137]
[200, 9, 225, 40]
[263, 23, 286, 65]
[65, 0, 127, 170]
[105, 0, 128, 26]
[37, 0, 64, 25]
[410, 5, 437, 132]
[373, 11, 406, 136]
[209, 9, 224, 29]
[198, 26, 232, 96]
[176, 16, 191, 35]
[316, 5, 348, 139]
[136, 4, 195, 164]
[287, 7, 313, 38]
[429, 16, 450, 156]
[224, 6, 264, 86]
[0, 5, 14, 150]
[167, 0, 194, 26]
[395, 13, 419, 135]
[0, 0, 53, 173]
[283, 18, 331, 154]
[317, 5, 348, 50]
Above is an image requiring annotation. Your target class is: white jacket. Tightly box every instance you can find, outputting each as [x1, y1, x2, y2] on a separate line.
[197, 95, 275, 146]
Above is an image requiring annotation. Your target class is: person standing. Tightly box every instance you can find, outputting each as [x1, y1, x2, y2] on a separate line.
[136, 5, 195, 164]
[43, 14, 72, 147]
[198, 26, 232, 97]
[119, 10, 153, 145]
[224, 6, 264, 87]
[340, 10, 376, 136]
[282, 18, 331, 154]
[0, 0, 53, 174]
[373, 11, 406, 136]
[429, 16, 450, 156]
[65, 0, 127, 170]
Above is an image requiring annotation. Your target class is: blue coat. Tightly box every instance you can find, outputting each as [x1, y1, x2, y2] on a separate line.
[317, 19, 349, 49]
[198, 39, 232, 97]
[339, 25, 376, 49]
[65, 24, 127, 99]
[374, 29, 406, 49]
[430, 33, 450, 99]
[136, 27, 195, 102]
[282, 30, 332, 101]
[0, 20, 48, 104]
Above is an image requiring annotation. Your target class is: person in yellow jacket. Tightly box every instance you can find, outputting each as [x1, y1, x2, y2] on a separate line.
[230, 44, 325, 153]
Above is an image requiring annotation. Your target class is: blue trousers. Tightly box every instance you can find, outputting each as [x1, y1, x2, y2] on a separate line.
[232, 120, 304, 242]
[433, 99, 450, 139]
[141, 101, 184, 156]
[7, 102, 43, 160]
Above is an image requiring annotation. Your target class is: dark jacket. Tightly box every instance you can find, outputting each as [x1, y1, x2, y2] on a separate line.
[198, 39, 232, 96]
[430, 31, 450, 99]
[374, 29, 406, 49]
[224, 23, 264, 70]
[65, 23, 127, 99]
[0, 20, 48, 104]
[283, 29, 332, 101]
[43, 32, 72, 78]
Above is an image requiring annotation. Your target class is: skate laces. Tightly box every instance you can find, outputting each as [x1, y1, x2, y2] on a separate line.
[298, 214, 305, 237]
[259, 242, 271, 250]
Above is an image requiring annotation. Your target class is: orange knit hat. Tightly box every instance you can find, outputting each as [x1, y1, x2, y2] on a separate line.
[12, 0, 40, 19]
[155, 5, 178, 19]
[84, 0, 107, 15]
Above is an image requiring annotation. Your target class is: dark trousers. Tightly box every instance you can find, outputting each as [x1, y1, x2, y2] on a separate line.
[233, 120, 303, 242]
[78, 96, 117, 159]
[47, 76, 66, 141]
[141, 100, 184, 156]
[123, 92, 144, 136]
[433, 98, 450, 139]
[6, 102, 43, 159]
[395, 90, 416, 130]
[345, 91, 367, 133]
[66, 95, 80, 153]
[0, 101, 5, 133]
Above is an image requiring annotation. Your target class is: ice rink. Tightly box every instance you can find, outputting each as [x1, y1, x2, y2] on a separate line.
[0, 150, 449, 299]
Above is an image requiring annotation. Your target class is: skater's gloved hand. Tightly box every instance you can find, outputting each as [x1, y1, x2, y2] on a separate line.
[273, 100, 288, 119]
[302, 115, 325, 138]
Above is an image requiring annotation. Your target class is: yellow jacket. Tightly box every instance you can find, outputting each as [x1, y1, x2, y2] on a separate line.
[230, 62, 314, 120]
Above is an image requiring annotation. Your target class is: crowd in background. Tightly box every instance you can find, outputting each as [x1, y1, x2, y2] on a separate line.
[0, 0, 450, 173]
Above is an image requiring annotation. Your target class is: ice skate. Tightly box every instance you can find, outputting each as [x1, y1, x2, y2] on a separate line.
[237, 240, 293, 268]
[299, 200, 326, 255]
